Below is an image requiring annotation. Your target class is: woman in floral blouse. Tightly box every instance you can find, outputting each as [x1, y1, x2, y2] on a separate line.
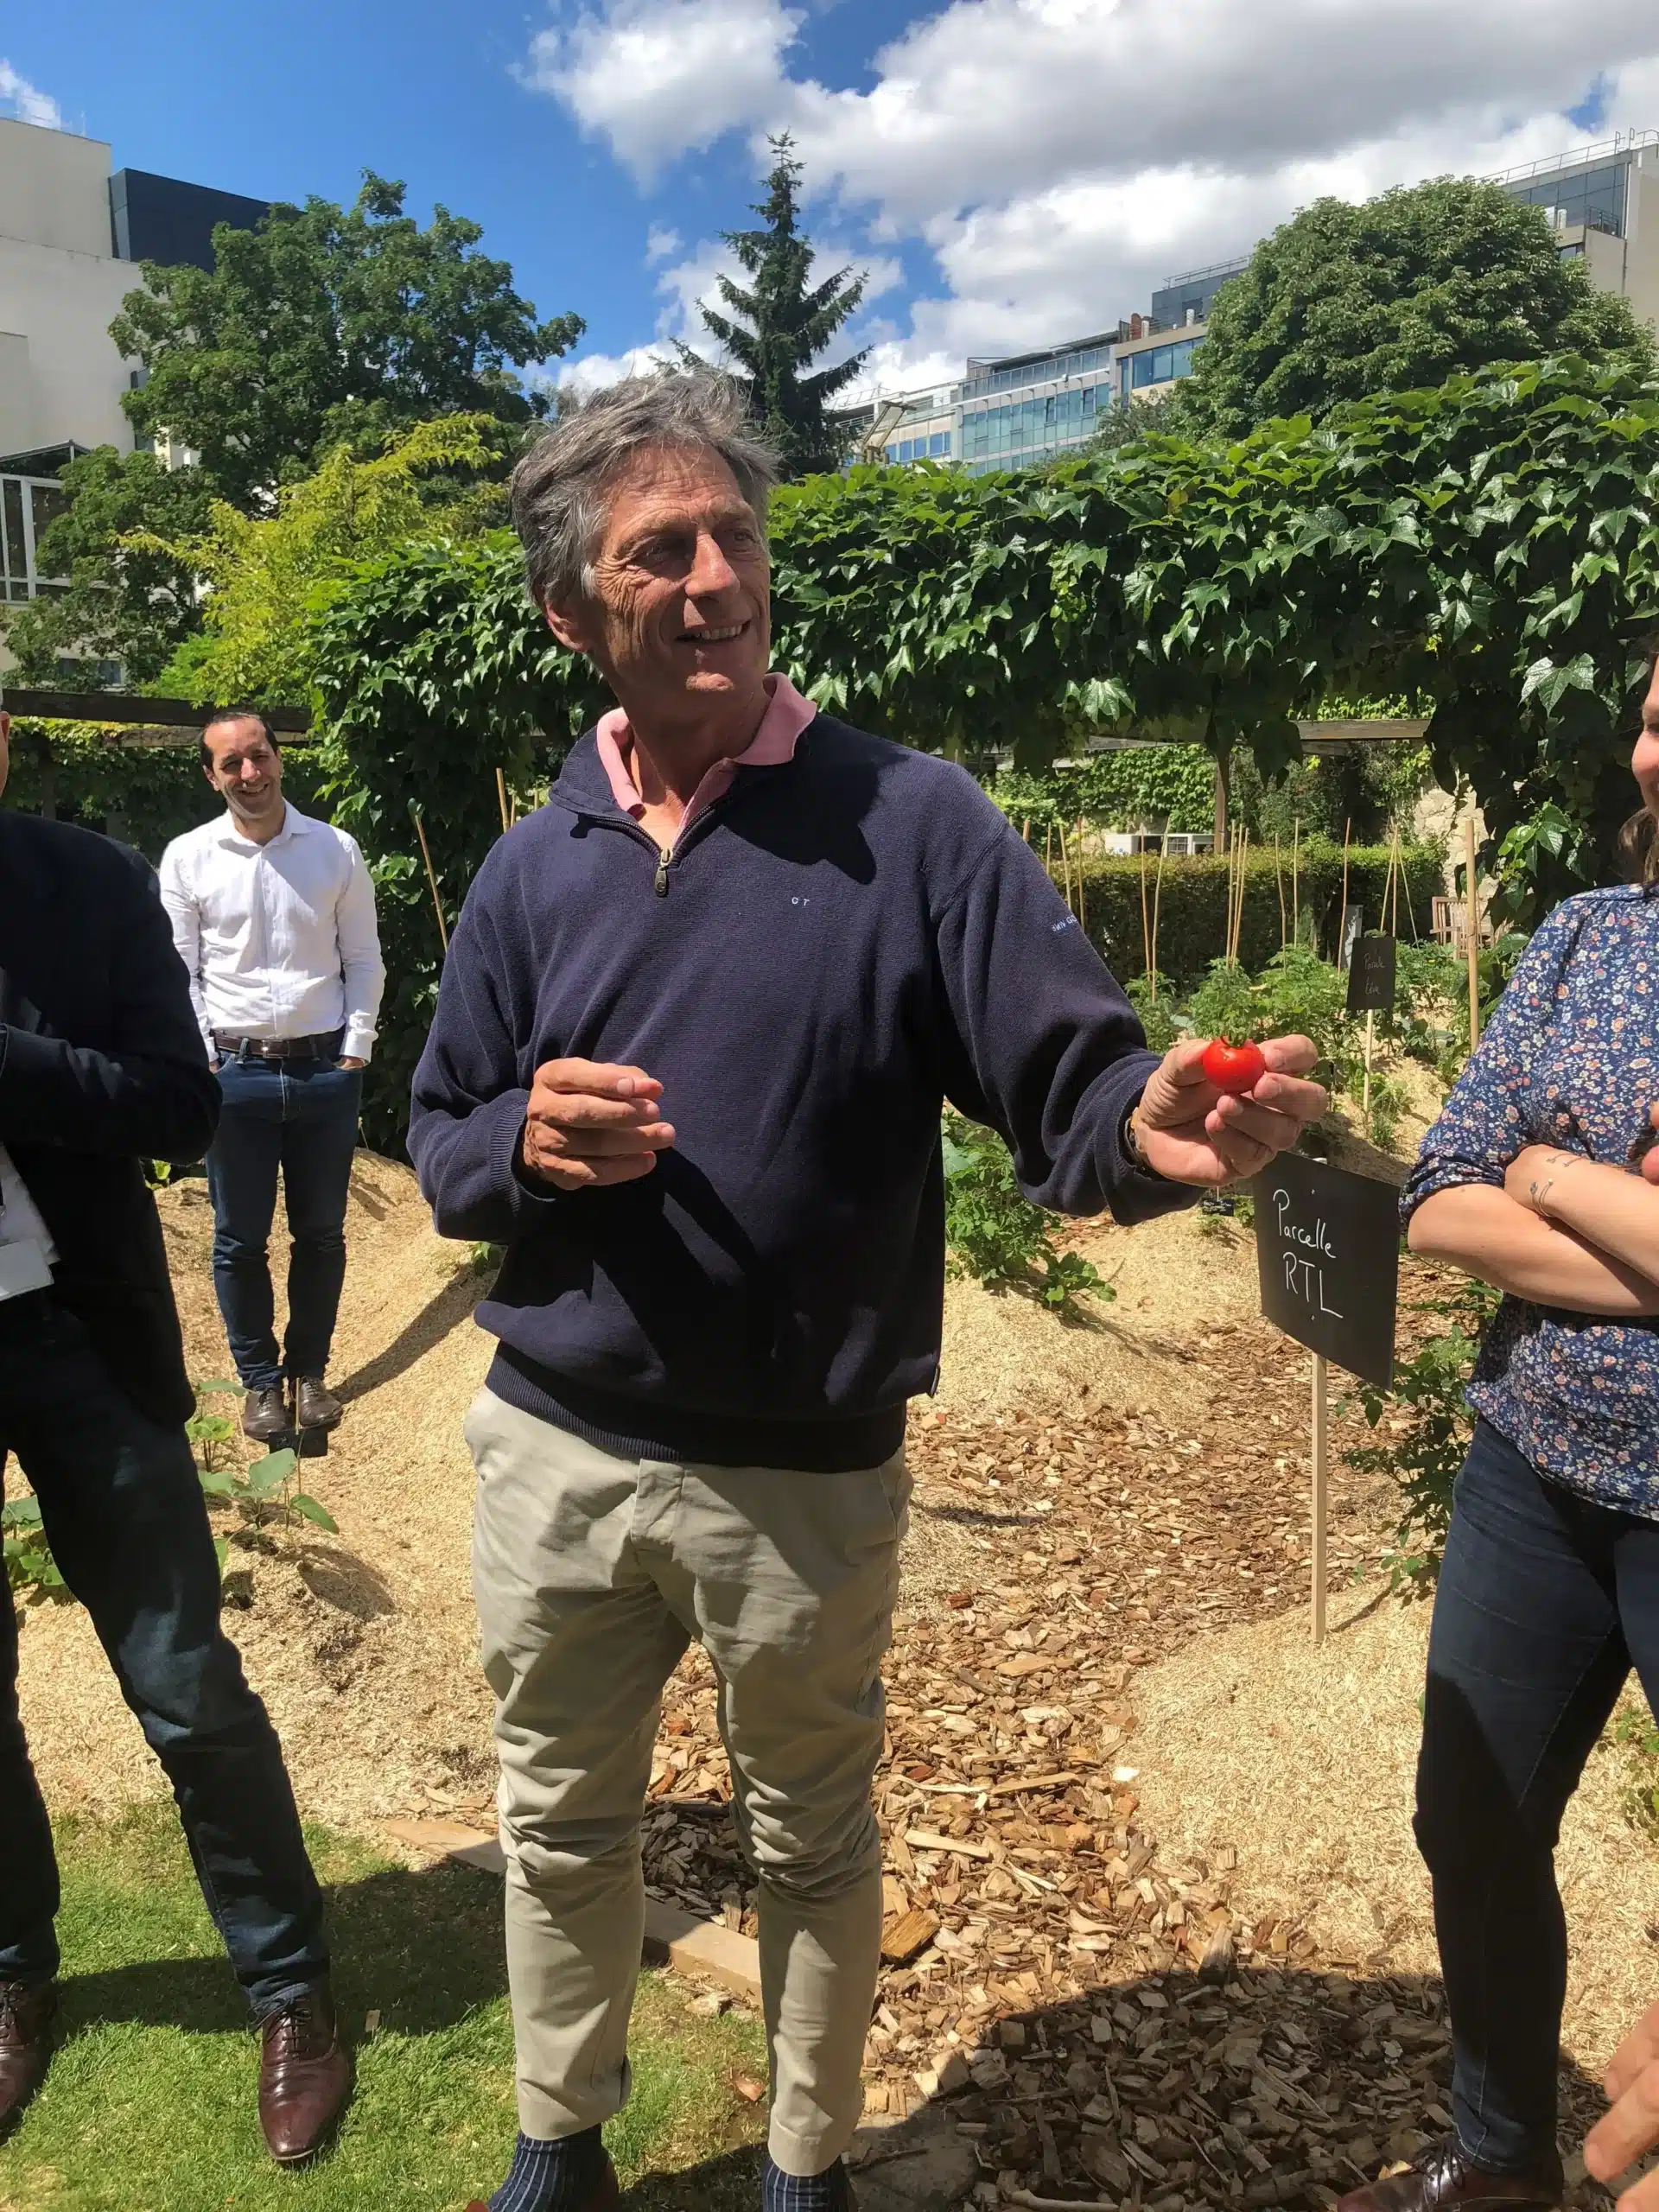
[1335, 647, 1659, 2212]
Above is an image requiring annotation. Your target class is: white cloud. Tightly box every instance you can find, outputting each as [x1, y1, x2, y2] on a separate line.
[0, 60, 61, 129]
[550, 343, 679, 396]
[779, 0, 1659, 224]
[518, 0, 801, 182]
[645, 223, 682, 263]
[519, 0, 1659, 391]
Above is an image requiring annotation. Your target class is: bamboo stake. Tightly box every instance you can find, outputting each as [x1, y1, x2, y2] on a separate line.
[1140, 843, 1152, 985]
[1058, 819, 1075, 918]
[1235, 825, 1250, 962]
[1292, 818, 1301, 945]
[1274, 831, 1287, 950]
[1076, 816, 1088, 936]
[413, 809, 448, 953]
[1465, 814, 1482, 1050]
[1045, 819, 1055, 882]
[495, 766, 511, 837]
[1022, 817, 1031, 844]
[1338, 817, 1351, 967]
[1150, 835, 1166, 1003]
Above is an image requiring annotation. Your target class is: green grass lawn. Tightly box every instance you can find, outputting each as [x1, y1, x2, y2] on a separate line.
[0, 1807, 766, 2212]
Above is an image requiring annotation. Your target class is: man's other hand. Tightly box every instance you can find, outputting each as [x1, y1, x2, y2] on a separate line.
[522, 1059, 676, 1191]
[1135, 1036, 1327, 1187]
[1586, 1999, 1659, 2209]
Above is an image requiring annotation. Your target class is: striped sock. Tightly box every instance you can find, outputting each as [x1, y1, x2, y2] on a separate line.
[762, 2156, 851, 2211]
[488, 2127, 607, 2212]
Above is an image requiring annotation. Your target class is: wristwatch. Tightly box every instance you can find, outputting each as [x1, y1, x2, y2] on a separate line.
[1126, 1102, 1165, 1178]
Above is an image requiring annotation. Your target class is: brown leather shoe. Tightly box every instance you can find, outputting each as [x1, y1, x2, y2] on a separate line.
[462, 2158, 620, 2212]
[294, 1376, 343, 1431]
[1337, 2136, 1564, 2210]
[243, 1385, 289, 1442]
[257, 1981, 353, 2164]
[0, 1979, 56, 2134]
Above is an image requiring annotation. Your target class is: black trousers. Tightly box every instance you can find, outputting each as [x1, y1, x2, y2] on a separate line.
[1417, 1418, 1659, 2172]
[0, 1294, 328, 2012]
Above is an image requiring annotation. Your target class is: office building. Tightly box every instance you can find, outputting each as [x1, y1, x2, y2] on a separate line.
[862, 284, 1217, 475]
[0, 114, 271, 601]
[1495, 130, 1659, 335]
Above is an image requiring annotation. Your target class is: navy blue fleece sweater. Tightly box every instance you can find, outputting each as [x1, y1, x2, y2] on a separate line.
[408, 713, 1192, 1470]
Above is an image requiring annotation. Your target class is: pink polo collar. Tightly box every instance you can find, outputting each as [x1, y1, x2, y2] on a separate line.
[594, 673, 817, 849]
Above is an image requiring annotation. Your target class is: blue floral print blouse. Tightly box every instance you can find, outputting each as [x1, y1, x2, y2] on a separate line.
[1402, 887, 1659, 1510]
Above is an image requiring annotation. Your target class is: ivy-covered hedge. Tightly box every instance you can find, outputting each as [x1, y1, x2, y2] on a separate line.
[1075, 842, 1444, 984]
[289, 353, 1659, 1141]
[3, 718, 329, 862]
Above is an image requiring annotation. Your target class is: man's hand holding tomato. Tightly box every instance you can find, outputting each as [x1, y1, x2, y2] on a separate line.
[1134, 1035, 1328, 1186]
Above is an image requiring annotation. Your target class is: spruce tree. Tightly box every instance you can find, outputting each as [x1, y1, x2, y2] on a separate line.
[690, 137, 868, 479]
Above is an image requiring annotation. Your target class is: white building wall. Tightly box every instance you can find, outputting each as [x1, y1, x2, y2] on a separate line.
[0, 237, 136, 453]
[0, 117, 139, 456]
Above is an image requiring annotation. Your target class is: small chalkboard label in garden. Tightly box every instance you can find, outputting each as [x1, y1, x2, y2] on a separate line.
[1345, 931, 1398, 1015]
[1253, 1152, 1399, 1388]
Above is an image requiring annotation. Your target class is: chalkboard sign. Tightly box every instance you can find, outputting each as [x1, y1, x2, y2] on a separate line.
[1252, 1153, 1399, 1387]
[1345, 932, 1397, 1016]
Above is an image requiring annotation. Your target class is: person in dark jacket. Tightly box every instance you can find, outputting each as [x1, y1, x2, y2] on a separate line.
[408, 372, 1329, 2212]
[0, 701, 352, 2163]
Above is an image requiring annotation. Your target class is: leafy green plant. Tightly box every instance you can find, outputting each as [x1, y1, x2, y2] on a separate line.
[940, 1115, 1111, 1316]
[1348, 1278, 1500, 1592]
[3, 1492, 66, 1599]
[187, 1381, 338, 1567]
[199, 1446, 339, 1546]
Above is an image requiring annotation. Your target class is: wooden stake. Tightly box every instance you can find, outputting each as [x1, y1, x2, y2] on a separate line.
[1150, 836, 1165, 1003]
[1311, 1352, 1329, 1648]
[1363, 1008, 1376, 1120]
[1076, 816, 1088, 935]
[1465, 813, 1481, 1050]
[1274, 831, 1287, 950]
[495, 766, 511, 837]
[1338, 817, 1351, 966]
[1022, 817, 1031, 844]
[413, 809, 448, 954]
[1045, 820, 1055, 881]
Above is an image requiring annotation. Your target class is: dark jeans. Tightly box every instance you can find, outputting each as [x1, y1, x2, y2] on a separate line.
[207, 1051, 362, 1390]
[0, 1294, 328, 2013]
[1416, 1417, 1659, 2174]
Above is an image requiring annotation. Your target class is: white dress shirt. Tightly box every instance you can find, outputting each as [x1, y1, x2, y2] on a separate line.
[0, 1141, 56, 1300]
[158, 804, 385, 1063]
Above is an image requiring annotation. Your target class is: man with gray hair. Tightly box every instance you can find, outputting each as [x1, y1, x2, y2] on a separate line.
[409, 372, 1326, 2212]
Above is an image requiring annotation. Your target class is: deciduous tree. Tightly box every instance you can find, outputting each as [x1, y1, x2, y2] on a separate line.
[112, 171, 583, 507]
[1181, 176, 1653, 435]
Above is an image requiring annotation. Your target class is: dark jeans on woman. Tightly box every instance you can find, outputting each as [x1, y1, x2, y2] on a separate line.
[207, 1049, 363, 1391]
[1417, 1416, 1659, 2175]
[0, 1293, 327, 2012]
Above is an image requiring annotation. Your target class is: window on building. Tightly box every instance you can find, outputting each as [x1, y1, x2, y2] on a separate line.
[1510, 162, 1629, 238]
[0, 476, 68, 602]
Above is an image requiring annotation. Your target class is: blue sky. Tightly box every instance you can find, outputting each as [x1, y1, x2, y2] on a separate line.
[8, 1, 1659, 402]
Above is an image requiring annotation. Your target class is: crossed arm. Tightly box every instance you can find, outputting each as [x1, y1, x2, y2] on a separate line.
[1407, 1107, 1659, 1316]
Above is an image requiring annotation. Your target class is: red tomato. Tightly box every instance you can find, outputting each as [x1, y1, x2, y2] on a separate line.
[1202, 1038, 1267, 1094]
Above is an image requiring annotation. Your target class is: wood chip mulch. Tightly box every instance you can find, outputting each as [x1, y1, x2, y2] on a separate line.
[415, 1282, 1617, 2205]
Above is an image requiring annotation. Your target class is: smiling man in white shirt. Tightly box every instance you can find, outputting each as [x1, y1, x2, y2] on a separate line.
[160, 709, 385, 1440]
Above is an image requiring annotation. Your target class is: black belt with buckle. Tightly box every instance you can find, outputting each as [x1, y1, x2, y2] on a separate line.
[213, 1030, 344, 1061]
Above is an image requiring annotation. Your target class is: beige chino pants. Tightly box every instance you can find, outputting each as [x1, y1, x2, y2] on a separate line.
[464, 1386, 910, 2177]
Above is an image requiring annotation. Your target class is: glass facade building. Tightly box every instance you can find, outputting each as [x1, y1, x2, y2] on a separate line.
[1119, 335, 1202, 397]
